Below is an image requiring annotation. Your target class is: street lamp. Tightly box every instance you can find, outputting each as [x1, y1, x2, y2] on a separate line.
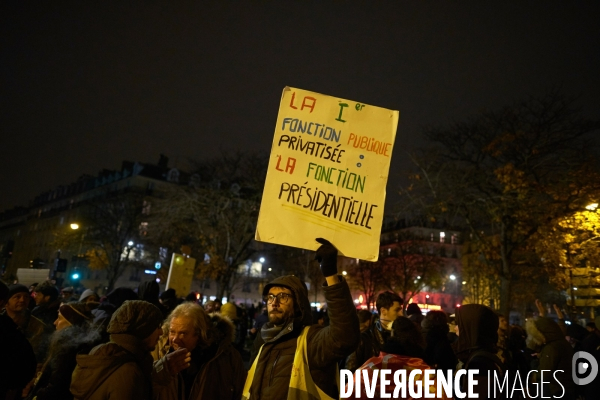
[449, 274, 456, 280]
[70, 223, 79, 230]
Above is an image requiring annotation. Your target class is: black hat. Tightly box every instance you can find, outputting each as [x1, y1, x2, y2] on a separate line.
[8, 284, 29, 299]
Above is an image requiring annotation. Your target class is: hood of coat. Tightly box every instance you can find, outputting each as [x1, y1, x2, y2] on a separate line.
[526, 317, 564, 350]
[262, 275, 313, 327]
[70, 340, 141, 399]
[210, 312, 236, 346]
[455, 304, 499, 360]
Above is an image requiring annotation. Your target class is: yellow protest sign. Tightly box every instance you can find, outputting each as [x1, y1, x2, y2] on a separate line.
[255, 87, 398, 261]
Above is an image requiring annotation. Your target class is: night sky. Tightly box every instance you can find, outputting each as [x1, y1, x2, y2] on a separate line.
[2, 1, 599, 213]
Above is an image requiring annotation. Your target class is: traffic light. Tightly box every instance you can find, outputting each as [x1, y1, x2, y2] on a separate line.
[71, 270, 80, 280]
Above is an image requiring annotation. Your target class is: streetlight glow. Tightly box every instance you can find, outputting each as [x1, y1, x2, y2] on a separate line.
[342, 270, 347, 276]
[128, 241, 134, 246]
[259, 257, 265, 263]
[449, 274, 456, 280]
[586, 203, 598, 211]
[70, 223, 79, 230]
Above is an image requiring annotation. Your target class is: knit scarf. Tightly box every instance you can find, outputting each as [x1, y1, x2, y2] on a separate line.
[261, 321, 294, 342]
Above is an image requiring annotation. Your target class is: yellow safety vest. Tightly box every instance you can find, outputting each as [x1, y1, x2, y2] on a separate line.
[242, 326, 337, 400]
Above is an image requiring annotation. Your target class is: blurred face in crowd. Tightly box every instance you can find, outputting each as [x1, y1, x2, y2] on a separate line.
[54, 312, 72, 331]
[169, 316, 199, 352]
[143, 326, 164, 351]
[267, 287, 294, 326]
[34, 291, 51, 306]
[84, 294, 99, 303]
[499, 316, 508, 331]
[6, 292, 29, 314]
[380, 301, 402, 323]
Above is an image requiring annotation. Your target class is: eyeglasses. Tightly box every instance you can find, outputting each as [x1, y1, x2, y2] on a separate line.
[265, 293, 292, 304]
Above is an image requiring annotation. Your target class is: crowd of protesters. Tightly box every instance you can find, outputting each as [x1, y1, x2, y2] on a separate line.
[1, 238, 599, 399]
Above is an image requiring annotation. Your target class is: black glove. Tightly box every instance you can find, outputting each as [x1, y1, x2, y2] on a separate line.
[315, 238, 338, 277]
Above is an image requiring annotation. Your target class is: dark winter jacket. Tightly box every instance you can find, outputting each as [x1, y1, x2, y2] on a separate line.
[526, 316, 574, 398]
[345, 327, 378, 371]
[455, 304, 505, 399]
[70, 334, 154, 400]
[0, 313, 37, 400]
[248, 275, 360, 400]
[2, 309, 53, 364]
[421, 317, 457, 371]
[27, 324, 101, 400]
[152, 313, 246, 400]
[371, 317, 391, 356]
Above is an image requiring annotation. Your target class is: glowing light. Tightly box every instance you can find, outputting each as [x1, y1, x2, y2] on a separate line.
[462, 281, 467, 285]
[128, 241, 134, 246]
[259, 257, 265, 263]
[358, 295, 364, 303]
[72, 273, 80, 280]
[70, 223, 79, 230]
[426, 294, 430, 299]
[342, 270, 347, 276]
[586, 203, 598, 210]
[449, 274, 456, 280]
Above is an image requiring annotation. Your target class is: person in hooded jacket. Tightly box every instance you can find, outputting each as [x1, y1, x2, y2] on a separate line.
[348, 316, 450, 400]
[526, 299, 574, 399]
[151, 302, 246, 399]
[138, 280, 168, 318]
[70, 300, 164, 400]
[26, 302, 101, 400]
[421, 310, 457, 371]
[244, 238, 360, 400]
[455, 304, 506, 399]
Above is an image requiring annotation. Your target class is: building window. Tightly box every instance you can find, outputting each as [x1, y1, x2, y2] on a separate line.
[440, 232, 446, 243]
[159, 247, 168, 260]
[139, 222, 148, 236]
[451, 234, 458, 244]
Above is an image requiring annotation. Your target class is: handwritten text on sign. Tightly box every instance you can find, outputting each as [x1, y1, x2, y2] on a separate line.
[255, 87, 399, 261]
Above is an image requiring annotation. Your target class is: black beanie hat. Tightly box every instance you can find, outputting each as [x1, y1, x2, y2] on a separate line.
[8, 284, 29, 300]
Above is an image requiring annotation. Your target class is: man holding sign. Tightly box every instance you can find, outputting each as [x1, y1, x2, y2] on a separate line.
[242, 238, 359, 400]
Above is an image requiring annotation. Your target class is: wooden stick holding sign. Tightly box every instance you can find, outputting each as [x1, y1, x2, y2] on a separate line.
[255, 87, 399, 261]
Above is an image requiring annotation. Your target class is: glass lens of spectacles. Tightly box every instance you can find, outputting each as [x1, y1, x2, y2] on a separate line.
[267, 293, 290, 304]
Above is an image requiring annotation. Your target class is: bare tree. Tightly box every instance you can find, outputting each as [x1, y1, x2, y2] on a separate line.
[52, 190, 147, 291]
[150, 152, 267, 300]
[400, 91, 600, 314]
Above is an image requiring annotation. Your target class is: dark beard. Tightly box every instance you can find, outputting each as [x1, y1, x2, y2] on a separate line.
[269, 310, 289, 326]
